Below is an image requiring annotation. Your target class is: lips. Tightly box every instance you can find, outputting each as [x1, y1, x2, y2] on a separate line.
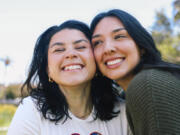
[62, 64, 84, 71]
[106, 59, 123, 65]
[105, 57, 125, 68]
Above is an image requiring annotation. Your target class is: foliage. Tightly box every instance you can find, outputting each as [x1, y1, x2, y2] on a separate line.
[5, 91, 15, 99]
[0, 131, 7, 135]
[152, 9, 172, 33]
[151, 9, 172, 44]
[151, 4, 180, 64]
[0, 104, 17, 127]
[0, 57, 11, 67]
[173, 0, 180, 23]
[154, 35, 180, 64]
[157, 44, 180, 64]
[0, 84, 21, 99]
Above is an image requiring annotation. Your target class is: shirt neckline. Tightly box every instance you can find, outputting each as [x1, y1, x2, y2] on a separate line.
[68, 107, 95, 122]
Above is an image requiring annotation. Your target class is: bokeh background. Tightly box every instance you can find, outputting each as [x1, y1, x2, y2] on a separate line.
[0, 0, 180, 134]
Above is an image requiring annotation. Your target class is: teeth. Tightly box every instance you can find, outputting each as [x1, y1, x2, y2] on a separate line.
[64, 65, 82, 71]
[107, 59, 122, 65]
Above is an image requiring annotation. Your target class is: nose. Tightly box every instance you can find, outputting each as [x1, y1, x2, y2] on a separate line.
[65, 48, 78, 59]
[103, 40, 116, 55]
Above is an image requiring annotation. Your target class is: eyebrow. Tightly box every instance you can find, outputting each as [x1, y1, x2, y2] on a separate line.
[92, 28, 126, 39]
[50, 39, 88, 48]
[92, 34, 101, 39]
[112, 28, 126, 33]
[73, 39, 88, 44]
[50, 42, 64, 48]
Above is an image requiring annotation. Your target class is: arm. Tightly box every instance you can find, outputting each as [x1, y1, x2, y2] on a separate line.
[7, 97, 41, 135]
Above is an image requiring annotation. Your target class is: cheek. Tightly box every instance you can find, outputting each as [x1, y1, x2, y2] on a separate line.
[125, 41, 140, 55]
[82, 50, 94, 60]
[94, 48, 102, 62]
[129, 46, 141, 65]
[87, 54, 96, 65]
[132, 45, 141, 59]
[48, 54, 62, 70]
[48, 55, 55, 67]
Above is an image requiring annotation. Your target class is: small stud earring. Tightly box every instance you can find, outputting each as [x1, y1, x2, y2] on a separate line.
[49, 77, 53, 82]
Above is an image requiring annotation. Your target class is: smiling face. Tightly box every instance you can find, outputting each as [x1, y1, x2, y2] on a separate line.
[92, 17, 141, 87]
[48, 29, 96, 87]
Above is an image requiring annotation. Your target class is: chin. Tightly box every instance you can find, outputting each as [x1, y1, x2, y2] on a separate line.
[62, 78, 91, 86]
[106, 72, 120, 79]
[63, 81, 84, 86]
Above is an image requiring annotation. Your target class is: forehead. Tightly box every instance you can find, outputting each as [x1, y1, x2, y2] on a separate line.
[93, 16, 125, 34]
[50, 28, 87, 42]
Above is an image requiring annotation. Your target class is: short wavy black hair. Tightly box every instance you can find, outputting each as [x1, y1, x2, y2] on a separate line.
[90, 9, 180, 75]
[21, 20, 120, 124]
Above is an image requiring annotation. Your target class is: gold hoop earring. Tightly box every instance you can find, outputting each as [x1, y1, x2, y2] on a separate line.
[49, 77, 53, 83]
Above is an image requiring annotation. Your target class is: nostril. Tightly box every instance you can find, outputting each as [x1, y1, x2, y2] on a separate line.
[104, 48, 116, 55]
[66, 54, 77, 59]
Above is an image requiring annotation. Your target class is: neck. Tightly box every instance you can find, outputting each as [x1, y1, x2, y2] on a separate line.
[116, 73, 135, 91]
[59, 82, 93, 119]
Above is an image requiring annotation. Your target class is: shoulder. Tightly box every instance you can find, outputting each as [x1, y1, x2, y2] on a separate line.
[11, 96, 40, 120]
[21, 96, 36, 106]
[7, 96, 41, 135]
[130, 69, 179, 88]
[13, 96, 36, 114]
[19, 96, 39, 114]
[126, 69, 180, 134]
[126, 69, 180, 99]
[132, 68, 168, 80]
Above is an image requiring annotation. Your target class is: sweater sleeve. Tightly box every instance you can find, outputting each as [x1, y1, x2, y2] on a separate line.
[126, 69, 180, 135]
[7, 97, 41, 135]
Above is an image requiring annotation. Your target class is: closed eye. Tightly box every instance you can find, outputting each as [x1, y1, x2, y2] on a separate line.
[54, 48, 65, 52]
[76, 46, 86, 50]
[114, 35, 126, 40]
[92, 40, 103, 47]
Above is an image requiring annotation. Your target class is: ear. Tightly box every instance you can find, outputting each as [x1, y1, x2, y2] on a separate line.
[46, 67, 54, 82]
[47, 66, 50, 76]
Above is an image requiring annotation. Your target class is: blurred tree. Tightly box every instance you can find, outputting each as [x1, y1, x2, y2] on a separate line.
[151, 9, 172, 44]
[0, 57, 11, 85]
[5, 91, 15, 99]
[0, 57, 11, 67]
[0, 84, 21, 99]
[173, 0, 180, 23]
[151, 7, 180, 64]
[157, 37, 180, 64]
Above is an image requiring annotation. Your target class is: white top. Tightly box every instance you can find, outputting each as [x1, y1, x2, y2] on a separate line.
[7, 97, 128, 135]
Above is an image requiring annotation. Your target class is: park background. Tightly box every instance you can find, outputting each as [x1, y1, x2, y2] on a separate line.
[0, 0, 180, 134]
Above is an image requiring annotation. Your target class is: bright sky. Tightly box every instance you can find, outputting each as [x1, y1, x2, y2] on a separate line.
[0, 0, 173, 85]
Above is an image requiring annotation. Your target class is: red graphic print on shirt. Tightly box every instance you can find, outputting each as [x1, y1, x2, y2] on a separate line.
[71, 132, 102, 135]
[90, 131, 102, 135]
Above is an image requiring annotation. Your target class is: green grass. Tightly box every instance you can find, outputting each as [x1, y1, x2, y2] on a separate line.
[0, 104, 17, 135]
[0, 131, 7, 135]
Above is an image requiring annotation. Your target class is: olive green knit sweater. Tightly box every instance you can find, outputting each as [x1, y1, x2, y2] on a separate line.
[126, 69, 180, 135]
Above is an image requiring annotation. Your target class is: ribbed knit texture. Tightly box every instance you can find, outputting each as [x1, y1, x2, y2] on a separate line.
[126, 69, 180, 135]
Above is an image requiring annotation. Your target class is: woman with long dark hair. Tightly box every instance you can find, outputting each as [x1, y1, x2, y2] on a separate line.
[90, 9, 180, 135]
[7, 20, 128, 135]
